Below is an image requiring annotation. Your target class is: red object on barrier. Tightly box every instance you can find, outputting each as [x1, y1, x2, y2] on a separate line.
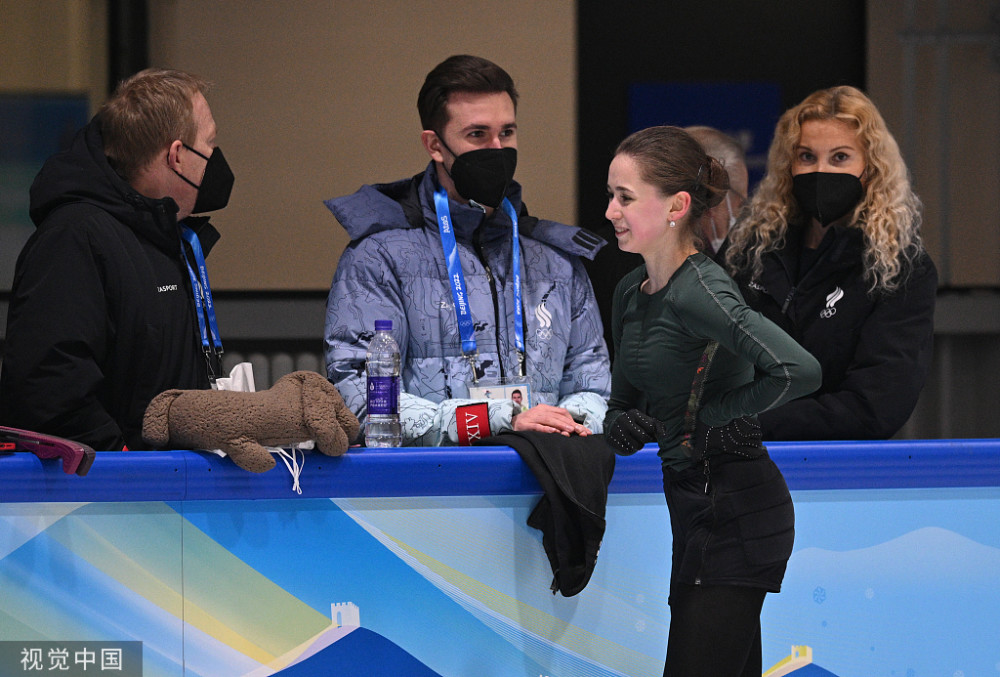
[0, 426, 95, 476]
[456, 403, 491, 445]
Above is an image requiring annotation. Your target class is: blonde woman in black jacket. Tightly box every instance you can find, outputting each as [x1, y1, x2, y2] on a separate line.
[725, 86, 937, 440]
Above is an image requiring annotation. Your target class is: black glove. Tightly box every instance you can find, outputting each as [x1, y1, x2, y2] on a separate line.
[687, 415, 764, 461]
[606, 409, 665, 456]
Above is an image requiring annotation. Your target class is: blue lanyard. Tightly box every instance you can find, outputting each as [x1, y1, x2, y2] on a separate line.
[180, 224, 223, 359]
[500, 199, 526, 362]
[433, 187, 526, 378]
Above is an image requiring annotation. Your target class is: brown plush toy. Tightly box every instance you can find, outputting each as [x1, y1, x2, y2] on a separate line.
[142, 371, 360, 473]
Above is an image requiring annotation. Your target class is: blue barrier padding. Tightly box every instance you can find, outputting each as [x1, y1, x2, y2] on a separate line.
[1, 439, 998, 503]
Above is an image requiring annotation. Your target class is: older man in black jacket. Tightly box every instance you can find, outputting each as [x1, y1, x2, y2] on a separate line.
[0, 68, 234, 451]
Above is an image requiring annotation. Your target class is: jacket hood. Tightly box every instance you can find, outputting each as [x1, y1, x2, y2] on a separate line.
[325, 162, 605, 260]
[28, 116, 218, 255]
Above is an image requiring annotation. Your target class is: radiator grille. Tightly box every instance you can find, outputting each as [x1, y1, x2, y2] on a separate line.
[221, 351, 325, 389]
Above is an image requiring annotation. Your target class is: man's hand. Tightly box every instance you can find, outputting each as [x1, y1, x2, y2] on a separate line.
[606, 409, 664, 455]
[512, 403, 592, 436]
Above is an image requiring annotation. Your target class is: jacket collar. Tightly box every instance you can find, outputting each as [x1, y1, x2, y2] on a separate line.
[762, 220, 864, 299]
[413, 162, 527, 244]
[324, 162, 605, 260]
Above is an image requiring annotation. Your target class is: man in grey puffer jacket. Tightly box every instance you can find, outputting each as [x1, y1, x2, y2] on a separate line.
[324, 55, 610, 446]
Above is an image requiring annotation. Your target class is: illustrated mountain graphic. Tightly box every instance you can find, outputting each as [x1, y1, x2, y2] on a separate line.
[274, 627, 441, 676]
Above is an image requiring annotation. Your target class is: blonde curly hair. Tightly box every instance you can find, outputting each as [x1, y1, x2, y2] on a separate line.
[725, 86, 924, 293]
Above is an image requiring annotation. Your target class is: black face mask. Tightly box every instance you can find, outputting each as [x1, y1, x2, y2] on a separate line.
[439, 138, 517, 209]
[792, 171, 864, 227]
[174, 144, 235, 213]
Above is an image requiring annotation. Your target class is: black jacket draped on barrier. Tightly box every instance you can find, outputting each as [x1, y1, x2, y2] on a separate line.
[480, 431, 615, 596]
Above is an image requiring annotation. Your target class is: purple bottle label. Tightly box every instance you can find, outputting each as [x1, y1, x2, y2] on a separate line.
[367, 376, 398, 415]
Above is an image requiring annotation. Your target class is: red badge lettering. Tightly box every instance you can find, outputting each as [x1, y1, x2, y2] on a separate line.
[456, 403, 492, 446]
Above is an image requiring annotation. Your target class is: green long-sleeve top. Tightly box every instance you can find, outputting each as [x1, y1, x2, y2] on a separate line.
[605, 254, 821, 469]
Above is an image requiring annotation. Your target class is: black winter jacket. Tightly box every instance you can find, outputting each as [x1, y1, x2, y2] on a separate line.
[0, 117, 219, 451]
[733, 222, 937, 440]
[479, 431, 615, 597]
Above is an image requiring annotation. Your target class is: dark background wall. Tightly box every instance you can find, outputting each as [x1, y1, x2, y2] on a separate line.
[577, 1, 866, 356]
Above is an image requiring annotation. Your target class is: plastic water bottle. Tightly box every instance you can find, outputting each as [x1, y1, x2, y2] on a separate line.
[365, 319, 402, 447]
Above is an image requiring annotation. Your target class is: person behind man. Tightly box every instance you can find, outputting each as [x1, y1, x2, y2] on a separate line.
[324, 54, 610, 446]
[0, 68, 234, 451]
[684, 125, 748, 261]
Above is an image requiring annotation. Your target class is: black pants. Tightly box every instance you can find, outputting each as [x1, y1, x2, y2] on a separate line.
[663, 582, 766, 677]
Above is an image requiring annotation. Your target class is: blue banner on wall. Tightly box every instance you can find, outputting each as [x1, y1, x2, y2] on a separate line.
[0, 93, 89, 290]
[628, 82, 782, 192]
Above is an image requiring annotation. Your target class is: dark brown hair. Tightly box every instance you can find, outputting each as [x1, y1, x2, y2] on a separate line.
[615, 125, 730, 221]
[417, 55, 519, 135]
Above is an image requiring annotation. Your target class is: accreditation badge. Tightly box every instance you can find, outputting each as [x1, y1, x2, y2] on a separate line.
[458, 382, 532, 445]
[467, 382, 531, 411]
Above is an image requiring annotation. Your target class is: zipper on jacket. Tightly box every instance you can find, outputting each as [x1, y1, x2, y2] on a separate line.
[694, 456, 716, 586]
[777, 230, 840, 316]
[473, 226, 507, 382]
[781, 285, 797, 314]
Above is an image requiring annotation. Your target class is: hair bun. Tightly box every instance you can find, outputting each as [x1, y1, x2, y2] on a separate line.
[699, 156, 730, 209]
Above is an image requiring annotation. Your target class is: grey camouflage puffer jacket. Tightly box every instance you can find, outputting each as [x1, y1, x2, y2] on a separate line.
[324, 163, 611, 445]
